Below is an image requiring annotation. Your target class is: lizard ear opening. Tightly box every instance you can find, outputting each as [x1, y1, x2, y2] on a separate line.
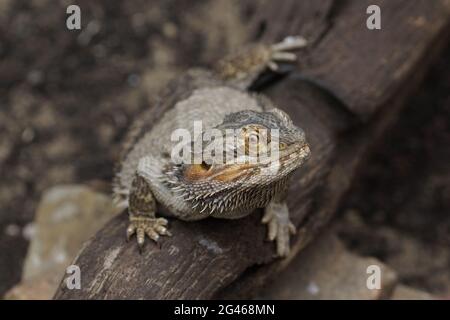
[200, 161, 212, 171]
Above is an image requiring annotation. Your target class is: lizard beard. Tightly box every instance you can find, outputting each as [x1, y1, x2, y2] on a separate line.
[163, 163, 290, 217]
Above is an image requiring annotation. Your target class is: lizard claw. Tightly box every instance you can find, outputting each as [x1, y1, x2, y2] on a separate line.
[268, 35, 308, 72]
[126, 223, 136, 241]
[126, 216, 171, 252]
[262, 202, 296, 257]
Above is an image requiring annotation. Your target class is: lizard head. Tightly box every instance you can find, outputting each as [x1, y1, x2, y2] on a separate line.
[186, 108, 310, 181]
[165, 108, 310, 214]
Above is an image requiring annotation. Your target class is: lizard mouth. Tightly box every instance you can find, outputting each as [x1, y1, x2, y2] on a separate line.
[278, 142, 311, 164]
[255, 142, 310, 175]
[244, 141, 310, 166]
[181, 142, 310, 183]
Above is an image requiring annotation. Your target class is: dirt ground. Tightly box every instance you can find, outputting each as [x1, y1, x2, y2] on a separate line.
[0, 0, 252, 295]
[337, 44, 450, 296]
[0, 1, 448, 297]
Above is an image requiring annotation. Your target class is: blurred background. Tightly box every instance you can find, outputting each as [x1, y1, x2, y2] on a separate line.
[0, 0, 448, 299]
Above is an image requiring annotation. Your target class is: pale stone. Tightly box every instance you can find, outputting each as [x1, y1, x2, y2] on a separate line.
[5, 185, 119, 300]
[391, 285, 434, 300]
[259, 231, 398, 300]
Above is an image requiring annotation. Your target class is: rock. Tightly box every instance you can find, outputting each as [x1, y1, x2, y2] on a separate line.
[4, 272, 59, 300]
[391, 285, 434, 300]
[4, 185, 120, 300]
[338, 210, 450, 296]
[259, 231, 398, 299]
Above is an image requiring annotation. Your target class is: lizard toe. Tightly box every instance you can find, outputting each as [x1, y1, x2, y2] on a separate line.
[127, 216, 171, 251]
[126, 224, 136, 241]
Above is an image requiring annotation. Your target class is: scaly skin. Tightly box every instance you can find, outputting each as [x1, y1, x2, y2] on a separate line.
[113, 36, 310, 257]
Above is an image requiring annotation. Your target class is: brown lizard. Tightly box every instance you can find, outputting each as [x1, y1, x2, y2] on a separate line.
[113, 36, 311, 257]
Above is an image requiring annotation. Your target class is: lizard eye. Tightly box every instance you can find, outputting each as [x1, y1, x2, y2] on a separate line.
[279, 142, 287, 150]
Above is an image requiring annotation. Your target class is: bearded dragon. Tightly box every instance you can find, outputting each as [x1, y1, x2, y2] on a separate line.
[113, 36, 311, 257]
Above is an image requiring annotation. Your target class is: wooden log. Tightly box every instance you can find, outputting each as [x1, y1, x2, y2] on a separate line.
[54, 0, 450, 299]
[252, 0, 450, 120]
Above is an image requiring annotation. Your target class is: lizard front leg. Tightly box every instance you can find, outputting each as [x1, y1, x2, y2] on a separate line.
[262, 199, 296, 257]
[127, 173, 171, 251]
[215, 36, 307, 89]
